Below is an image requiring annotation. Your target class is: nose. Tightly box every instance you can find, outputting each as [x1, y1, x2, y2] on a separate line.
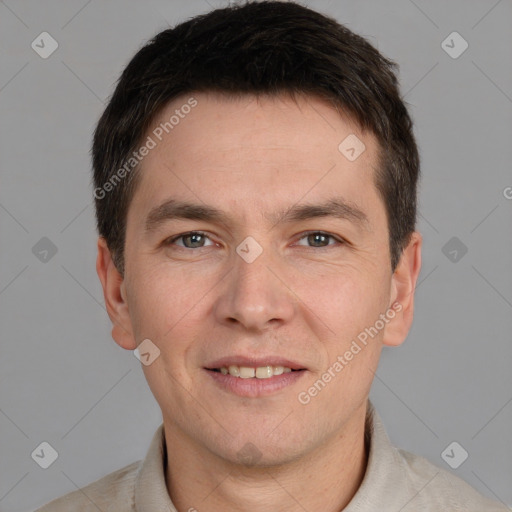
[213, 245, 296, 332]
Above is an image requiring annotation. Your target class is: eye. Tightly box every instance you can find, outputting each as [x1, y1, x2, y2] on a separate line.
[165, 231, 215, 249]
[294, 231, 344, 248]
[164, 230, 344, 250]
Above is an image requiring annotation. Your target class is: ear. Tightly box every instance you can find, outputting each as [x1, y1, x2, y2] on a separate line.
[96, 237, 137, 350]
[382, 231, 422, 347]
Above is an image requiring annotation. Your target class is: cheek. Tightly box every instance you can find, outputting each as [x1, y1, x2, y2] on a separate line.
[127, 262, 206, 338]
[129, 268, 203, 405]
[298, 264, 389, 378]
[299, 264, 385, 326]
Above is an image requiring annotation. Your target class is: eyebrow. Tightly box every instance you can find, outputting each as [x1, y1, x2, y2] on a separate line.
[144, 197, 370, 234]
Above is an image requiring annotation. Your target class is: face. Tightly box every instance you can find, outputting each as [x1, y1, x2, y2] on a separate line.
[99, 91, 421, 466]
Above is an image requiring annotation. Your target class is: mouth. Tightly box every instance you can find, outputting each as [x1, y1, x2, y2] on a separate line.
[204, 359, 307, 397]
[206, 365, 304, 379]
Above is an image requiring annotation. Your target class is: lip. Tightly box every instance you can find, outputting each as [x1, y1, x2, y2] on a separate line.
[204, 367, 307, 397]
[205, 355, 307, 370]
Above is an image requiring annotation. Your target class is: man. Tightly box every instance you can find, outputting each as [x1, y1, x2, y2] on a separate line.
[36, 1, 508, 510]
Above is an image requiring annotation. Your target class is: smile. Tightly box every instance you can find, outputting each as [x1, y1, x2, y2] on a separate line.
[205, 366, 306, 397]
[214, 365, 298, 378]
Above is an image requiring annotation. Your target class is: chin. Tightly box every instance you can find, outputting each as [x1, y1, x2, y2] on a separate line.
[222, 434, 308, 468]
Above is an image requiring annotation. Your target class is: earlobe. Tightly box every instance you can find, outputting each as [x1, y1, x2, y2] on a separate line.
[96, 237, 137, 350]
[382, 231, 422, 347]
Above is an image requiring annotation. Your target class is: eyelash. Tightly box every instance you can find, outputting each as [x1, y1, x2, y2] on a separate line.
[164, 230, 345, 250]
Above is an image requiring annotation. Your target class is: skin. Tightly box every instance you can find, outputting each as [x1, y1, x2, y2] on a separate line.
[97, 91, 422, 512]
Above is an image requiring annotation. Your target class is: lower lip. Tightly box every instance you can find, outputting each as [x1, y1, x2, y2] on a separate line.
[204, 369, 307, 397]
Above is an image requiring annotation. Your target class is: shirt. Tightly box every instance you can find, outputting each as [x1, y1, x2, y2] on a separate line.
[35, 400, 509, 511]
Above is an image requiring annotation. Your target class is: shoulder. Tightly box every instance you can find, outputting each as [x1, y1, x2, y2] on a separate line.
[397, 448, 509, 511]
[34, 460, 141, 512]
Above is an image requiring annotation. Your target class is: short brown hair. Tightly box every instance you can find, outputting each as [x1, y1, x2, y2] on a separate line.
[92, 0, 420, 275]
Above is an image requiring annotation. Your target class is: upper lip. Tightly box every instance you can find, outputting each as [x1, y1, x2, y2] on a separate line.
[205, 355, 307, 370]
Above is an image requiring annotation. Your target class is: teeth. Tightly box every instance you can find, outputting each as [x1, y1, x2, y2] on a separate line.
[219, 365, 296, 378]
[228, 365, 240, 377]
[239, 367, 255, 379]
[273, 366, 284, 375]
[255, 366, 272, 379]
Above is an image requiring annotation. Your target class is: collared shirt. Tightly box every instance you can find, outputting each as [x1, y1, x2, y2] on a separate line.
[35, 400, 508, 511]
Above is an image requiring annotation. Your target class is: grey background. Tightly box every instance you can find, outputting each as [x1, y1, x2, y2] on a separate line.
[1, 0, 511, 510]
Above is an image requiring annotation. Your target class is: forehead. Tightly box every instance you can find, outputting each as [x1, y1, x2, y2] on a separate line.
[147, 91, 374, 154]
[128, 91, 383, 228]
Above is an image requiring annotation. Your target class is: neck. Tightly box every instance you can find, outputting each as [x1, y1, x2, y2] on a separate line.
[164, 401, 370, 512]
